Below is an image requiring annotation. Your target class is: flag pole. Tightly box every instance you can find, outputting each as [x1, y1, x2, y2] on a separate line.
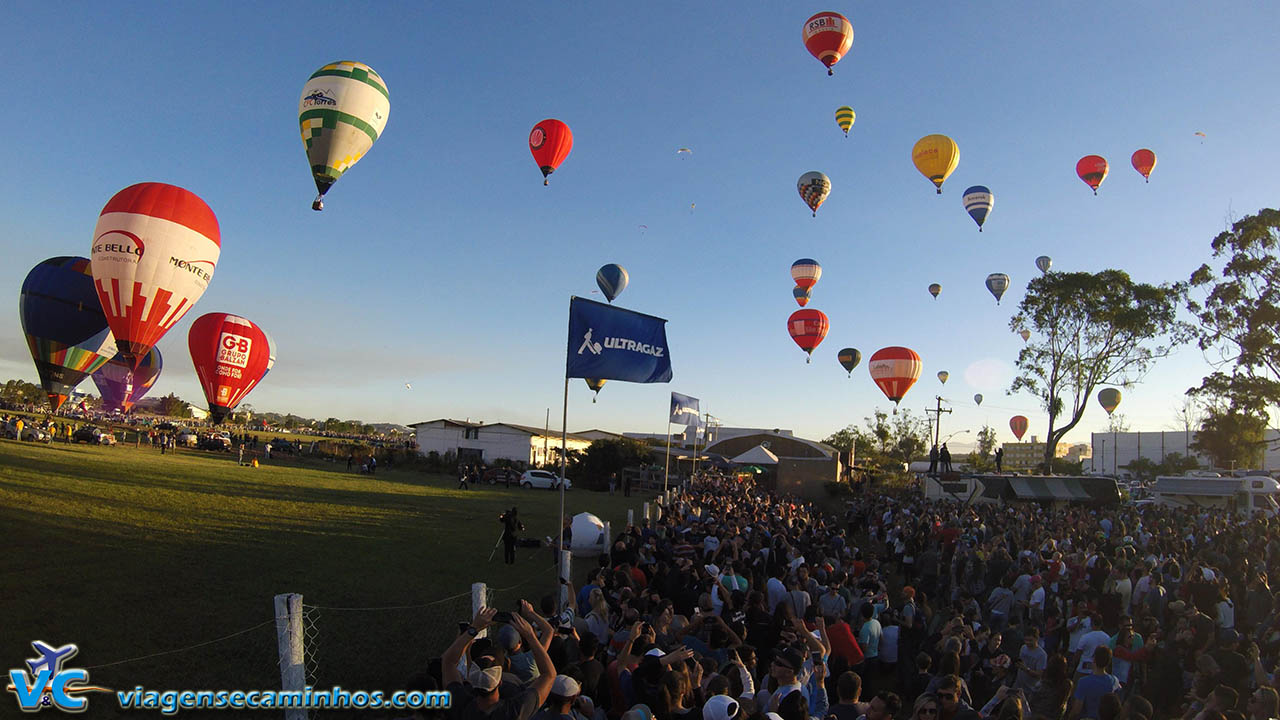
[557, 374, 569, 614]
[664, 422, 672, 495]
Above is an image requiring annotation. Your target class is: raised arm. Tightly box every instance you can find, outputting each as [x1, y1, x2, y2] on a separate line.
[443, 607, 496, 685]
[521, 599, 555, 651]
[511, 614, 557, 707]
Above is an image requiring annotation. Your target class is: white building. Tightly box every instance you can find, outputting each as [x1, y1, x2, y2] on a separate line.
[408, 419, 594, 467]
[1089, 430, 1280, 473]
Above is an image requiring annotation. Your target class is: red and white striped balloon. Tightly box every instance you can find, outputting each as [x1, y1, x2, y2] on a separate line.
[868, 346, 922, 405]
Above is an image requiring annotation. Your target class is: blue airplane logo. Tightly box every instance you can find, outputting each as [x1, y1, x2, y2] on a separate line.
[26, 641, 78, 676]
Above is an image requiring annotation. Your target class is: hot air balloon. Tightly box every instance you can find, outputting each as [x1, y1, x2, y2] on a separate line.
[986, 273, 1010, 304]
[90, 183, 220, 367]
[791, 258, 822, 290]
[188, 313, 276, 424]
[1098, 388, 1122, 415]
[974, 394, 983, 406]
[1076, 155, 1108, 195]
[835, 106, 855, 136]
[19, 257, 118, 411]
[1035, 256, 1052, 274]
[299, 61, 390, 211]
[937, 370, 949, 385]
[797, 172, 831, 216]
[1019, 329, 1031, 342]
[928, 283, 941, 300]
[802, 12, 854, 76]
[793, 285, 812, 307]
[529, 119, 573, 185]
[1131, 149, 1156, 182]
[912, 135, 959, 194]
[962, 186, 994, 231]
[1010, 415, 1029, 441]
[787, 309, 829, 363]
[838, 348, 861, 377]
[92, 348, 162, 413]
[596, 264, 629, 303]
[585, 378, 607, 402]
[869, 346, 922, 405]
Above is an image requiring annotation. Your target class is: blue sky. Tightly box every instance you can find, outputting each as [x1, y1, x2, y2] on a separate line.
[3, 3, 1279, 448]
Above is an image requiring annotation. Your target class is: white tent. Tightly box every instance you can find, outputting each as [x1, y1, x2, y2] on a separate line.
[570, 512, 607, 557]
[730, 444, 779, 465]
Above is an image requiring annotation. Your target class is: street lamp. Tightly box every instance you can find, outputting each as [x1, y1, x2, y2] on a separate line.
[942, 429, 971, 444]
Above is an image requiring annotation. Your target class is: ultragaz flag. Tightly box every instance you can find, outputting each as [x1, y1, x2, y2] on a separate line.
[566, 297, 672, 383]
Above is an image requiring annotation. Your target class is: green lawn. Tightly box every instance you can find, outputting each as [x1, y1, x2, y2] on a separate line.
[0, 439, 658, 714]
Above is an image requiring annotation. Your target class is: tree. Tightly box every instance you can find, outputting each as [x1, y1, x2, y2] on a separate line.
[1191, 401, 1268, 469]
[156, 392, 192, 418]
[1010, 270, 1185, 469]
[1107, 413, 1130, 433]
[569, 438, 652, 489]
[975, 425, 998, 458]
[830, 409, 930, 470]
[1, 379, 44, 405]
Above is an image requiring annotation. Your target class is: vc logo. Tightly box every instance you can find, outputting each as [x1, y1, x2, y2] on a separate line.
[6, 641, 110, 713]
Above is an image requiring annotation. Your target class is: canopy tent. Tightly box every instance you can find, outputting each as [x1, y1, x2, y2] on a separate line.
[730, 444, 779, 465]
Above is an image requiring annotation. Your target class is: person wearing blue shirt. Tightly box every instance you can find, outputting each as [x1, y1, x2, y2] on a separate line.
[1069, 646, 1121, 720]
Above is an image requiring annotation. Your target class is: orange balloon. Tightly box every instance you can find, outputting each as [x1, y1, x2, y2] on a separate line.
[802, 12, 854, 76]
[1131, 149, 1156, 182]
[1076, 155, 1108, 195]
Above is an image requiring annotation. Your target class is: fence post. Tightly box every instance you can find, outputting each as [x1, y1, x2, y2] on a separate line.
[627, 509, 634, 527]
[472, 582, 487, 637]
[558, 550, 572, 613]
[643, 502, 650, 521]
[603, 521, 611, 563]
[274, 593, 307, 720]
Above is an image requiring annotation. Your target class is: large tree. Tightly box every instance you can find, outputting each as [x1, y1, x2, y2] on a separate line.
[826, 409, 930, 470]
[1010, 270, 1184, 468]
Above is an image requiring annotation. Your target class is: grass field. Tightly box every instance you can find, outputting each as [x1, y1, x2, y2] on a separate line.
[0, 439, 659, 716]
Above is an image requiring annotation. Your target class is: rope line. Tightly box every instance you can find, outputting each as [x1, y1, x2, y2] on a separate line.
[83, 620, 275, 670]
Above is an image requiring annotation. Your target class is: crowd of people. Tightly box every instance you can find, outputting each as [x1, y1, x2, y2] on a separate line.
[409, 473, 1280, 720]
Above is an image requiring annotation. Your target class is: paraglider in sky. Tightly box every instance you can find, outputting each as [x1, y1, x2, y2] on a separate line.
[676, 148, 693, 156]
[529, 119, 573, 185]
[835, 106, 855, 136]
[1131, 149, 1157, 182]
[1010, 415, 1029, 440]
[90, 183, 220, 367]
[405, 383, 413, 390]
[1195, 131, 1207, 140]
[1076, 155, 1109, 195]
[912, 135, 959, 194]
[92, 348, 162, 414]
[585, 378, 606, 402]
[838, 348, 861, 377]
[802, 12, 854, 76]
[638, 225, 648, 233]
[974, 393, 983, 406]
[596, 264, 629, 303]
[1035, 256, 1052, 274]
[19, 256, 117, 411]
[962, 186, 994, 231]
[928, 283, 941, 300]
[797, 172, 831, 216]
[1098, 388, 1122, 415]
[1019, 329, 1031, 342]
[937, 370, 949, 385]
[299, 61, 390, 211]
[791, 258, 822, 290]
[869, 346, 922, 405]
[188, 312, 276, 424]
[787, 309, 829, 363]
[985, 273, 1010, 304]
[793, 285, 812, 307]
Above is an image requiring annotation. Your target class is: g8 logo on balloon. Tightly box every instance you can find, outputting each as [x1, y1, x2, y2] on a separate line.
[216, 332, 252, 369]
[529, 127, 546, 150]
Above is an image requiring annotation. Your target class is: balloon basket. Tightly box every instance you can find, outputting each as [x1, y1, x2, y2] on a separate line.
[312, 197, 324, 211]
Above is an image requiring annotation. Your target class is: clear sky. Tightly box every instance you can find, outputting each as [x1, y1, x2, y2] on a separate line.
[3, 3, 1279, 449]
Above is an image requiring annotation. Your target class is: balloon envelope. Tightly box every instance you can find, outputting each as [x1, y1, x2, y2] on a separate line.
[793, 285, 812, 307]
[838, 347, 861, 376]
[912, 135, 959, 194]
[1035, 256, 1053, 274]
[188, 313, 275, 424]
[1076, 155, 1109, 194]
[787, 309, 830, 360]
[928, 283, 941, 299]
[570, 512, 607, 557]
[596, 264, 629, 303]
[797, 172, 831, 216]
[1019, 329, 1031, 342]
[1098, 387, 1122, 415]
[299, 61, 390, 210]
[585, 378, 606, 402]
[835, 106, 855, 135]
[802, 12, 854, 75]
[962, 185, 994, 231]
[986, 273, 1010, 304]
[1131, 149, 1157, 182]
[19, 257, 117, 411]
[91, 183, 220, 367]
[529, 119, 574, 184]
[1010, 415, 1029, 440]
[937, 370, 949, 384]
[869, 346, 922, 405]
[791, 258, 822, 289]
[92, 348, 162, 413]
[974, 393, 983, 406]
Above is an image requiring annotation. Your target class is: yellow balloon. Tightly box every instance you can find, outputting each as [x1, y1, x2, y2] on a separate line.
[912, 134, 959, 194]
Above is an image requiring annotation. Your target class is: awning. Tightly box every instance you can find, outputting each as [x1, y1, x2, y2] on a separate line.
[1009, 476, 1092, 501]
[730, 444, 779, 465]
[1153, 477, 1237, 497]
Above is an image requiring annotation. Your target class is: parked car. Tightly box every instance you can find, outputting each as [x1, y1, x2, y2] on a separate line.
[483, 468, 520, 485]
[198, 433, 231, 451]
[175, 430, 199, 447]
[73, 426, 117, 445]
[20, 425, 49, 442]
[520, 469, 571, 490]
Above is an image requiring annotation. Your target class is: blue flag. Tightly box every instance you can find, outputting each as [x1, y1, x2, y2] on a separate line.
[670, 392, 700, 424]
[566, 297, 672, 383]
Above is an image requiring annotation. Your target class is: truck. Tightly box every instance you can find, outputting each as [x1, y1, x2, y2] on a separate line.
[922, 473, 1120, 507]
[1150, 475, 1280, 517]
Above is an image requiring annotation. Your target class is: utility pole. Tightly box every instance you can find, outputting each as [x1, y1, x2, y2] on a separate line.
[925, 396, 952, 449]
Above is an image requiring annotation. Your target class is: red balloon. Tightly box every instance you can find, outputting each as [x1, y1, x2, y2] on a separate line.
[787, 309, 829, 362]
[1010, 415, 1029, 441]
[1131, 149, 1157, 182]
[802, 12, 854, 76]
[188, 313, 276, 424]
[868, 346, 922, 405]
[529, 119, 573, 185]
[1076, 155, 1108, 195]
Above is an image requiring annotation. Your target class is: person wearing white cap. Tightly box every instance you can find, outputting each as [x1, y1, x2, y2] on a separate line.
[531, 676, 583, 720]
[442, 608, 557, 720]
[703, 694, 741, 720]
